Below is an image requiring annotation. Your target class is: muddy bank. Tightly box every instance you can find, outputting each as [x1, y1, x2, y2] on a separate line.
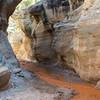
[20, 61, 100, 100]
[1, 60, 100, 100]
[0, 62, 77, 100]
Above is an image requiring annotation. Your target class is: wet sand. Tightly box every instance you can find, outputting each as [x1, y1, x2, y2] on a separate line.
[20, 61, 100, 100]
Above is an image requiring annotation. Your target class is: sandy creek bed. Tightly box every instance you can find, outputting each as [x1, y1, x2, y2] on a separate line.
[0, 61, 100, 100]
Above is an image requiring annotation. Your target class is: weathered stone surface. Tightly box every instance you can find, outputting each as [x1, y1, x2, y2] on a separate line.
[0, 0, 21, 89]
[14, 0, 83, 64]
[0, 32, 19, 69]
[17, 3, 58, 63]
[16, 0, 100, 82]
[9, 0, 100, 82]
[53, 0, 100, 82]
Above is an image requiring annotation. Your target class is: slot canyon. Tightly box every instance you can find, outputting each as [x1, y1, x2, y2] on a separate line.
[0, 0, 100, 100]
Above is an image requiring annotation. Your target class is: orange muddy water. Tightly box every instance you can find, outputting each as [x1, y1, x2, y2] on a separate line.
[20, 61, 100, 100]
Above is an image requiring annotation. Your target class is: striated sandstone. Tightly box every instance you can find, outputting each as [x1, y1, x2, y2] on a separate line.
[9, 0, 100, 82]
[14, 0, 83, 64]
[53, 0, 100, 81]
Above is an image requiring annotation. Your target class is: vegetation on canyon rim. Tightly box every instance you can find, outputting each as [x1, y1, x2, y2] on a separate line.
[16, 0, 40, 11]
[8, 0, 40, 35]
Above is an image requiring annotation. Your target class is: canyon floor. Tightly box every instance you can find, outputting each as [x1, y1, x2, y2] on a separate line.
[0, 60, 100, 100]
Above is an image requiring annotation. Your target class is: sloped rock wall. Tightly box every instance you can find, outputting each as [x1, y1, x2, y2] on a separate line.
[0, 0, 22, 70]
[16, 0, 84, 64]
[16, 0, 100, 82]
[8, 0, 100, 82]
[0, 0, 21, 89]
[53, 0, 100, 82]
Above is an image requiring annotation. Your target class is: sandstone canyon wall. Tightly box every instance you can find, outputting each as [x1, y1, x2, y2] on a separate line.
[7, 0, 100, 82]
[11, 0, 100, 82]
[15, 0, 84, 63]
[53, 0, 100, 82]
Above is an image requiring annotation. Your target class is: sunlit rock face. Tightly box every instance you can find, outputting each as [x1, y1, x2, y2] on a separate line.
[16, 0, 84, 64]
[53, 0, 100, 82]
[18, 8, 57, 63]
[8, 10, 34, 61]
[0, 0, 21, 70]
[17, 0, 100, 82]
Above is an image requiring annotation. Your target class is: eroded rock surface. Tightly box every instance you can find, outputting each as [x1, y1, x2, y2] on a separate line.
[8, 0, 100, 82]
[0, 0, 22, 89]
[53, 0, 100, 82]
[14, 0, 83, 64]
[0, 0, 22, 69]
[13, 0, 100, 82]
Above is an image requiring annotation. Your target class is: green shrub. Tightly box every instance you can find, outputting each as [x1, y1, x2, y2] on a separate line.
[16, 0, 40, 11]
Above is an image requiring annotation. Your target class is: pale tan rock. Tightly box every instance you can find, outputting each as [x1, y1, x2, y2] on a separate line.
[53, 0, 100, 82]
[9, 0, 100, 82]
[0, 0, 22, 70]
[13, 0, 83, 63]
[0, 0, 21, 90]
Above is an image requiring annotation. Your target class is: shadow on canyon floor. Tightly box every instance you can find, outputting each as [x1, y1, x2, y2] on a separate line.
[20, 61, 100, 100]
[0, 60, 100, 100]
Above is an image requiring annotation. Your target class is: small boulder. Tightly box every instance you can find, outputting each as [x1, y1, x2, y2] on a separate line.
[0, 54, 10, 90]
[0, 66, 10, 89]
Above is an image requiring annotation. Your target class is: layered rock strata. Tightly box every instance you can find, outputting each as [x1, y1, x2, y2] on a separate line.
[17, 0, 84, 64]
[16, 0, 100, 82]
